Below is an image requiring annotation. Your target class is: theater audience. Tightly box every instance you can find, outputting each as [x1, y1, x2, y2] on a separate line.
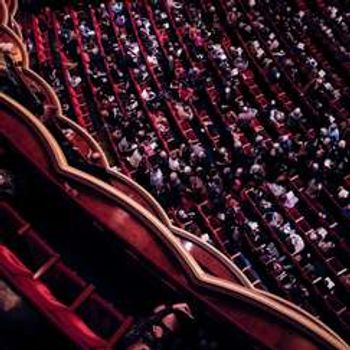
[22, 0, 350, 326]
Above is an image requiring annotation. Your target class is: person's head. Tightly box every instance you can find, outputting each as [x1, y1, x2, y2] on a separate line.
[316, 149, 324, 159]
[339, 140, 346, 149]
[320, 128, 328, 136]
[234, 139, 242, 149]
[0, 174, 5, 186]
[196, 166, 203, 174]
[223, 167, 231, 175]
[323, 137, 331, 146]
[312, 162, 320, 171]
[184, 166, 192, 175]
[170, 172, 179, 182]
[127, 342, 151, 350]
[219, 147, 227, 155]
[198, 151, 206, 159]
[236, 167, 244, 177]
[138, 129, 146, 138]
[255, 135, 263, 144]
[160, 150, 168, 159]
[324, 158, 332, 169]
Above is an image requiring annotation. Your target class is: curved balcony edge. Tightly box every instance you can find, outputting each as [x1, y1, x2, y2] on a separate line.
[0, 0, 349, 348]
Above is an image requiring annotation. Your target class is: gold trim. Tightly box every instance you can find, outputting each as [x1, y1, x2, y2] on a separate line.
[0, 23, 28, 67]
[22, 67, 109, 168]
[4, 0, 21, 38]
[1, 92, 349, 350]
[0, 0, 349, 348]
[0, 0, 8, 25]
[0, 0, 258, 292]
[1, 0, 26, 64]
[5, 0, 17, 19]
[21, 60, 253, 288]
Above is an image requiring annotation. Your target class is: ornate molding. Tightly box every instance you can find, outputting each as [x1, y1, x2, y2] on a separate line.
[0, 1, 349, 349]
[0, 0, 253, 289]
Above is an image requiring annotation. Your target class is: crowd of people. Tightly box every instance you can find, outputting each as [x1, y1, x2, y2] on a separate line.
[22, 0, 350, 337]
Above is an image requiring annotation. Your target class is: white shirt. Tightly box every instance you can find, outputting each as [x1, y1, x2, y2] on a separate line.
[169, 157, 181, 172]
[150, 168, 164, 189]
[284, 191, 299, 209]
[288, 233, 305, 255]
[128, 149, 143, 168]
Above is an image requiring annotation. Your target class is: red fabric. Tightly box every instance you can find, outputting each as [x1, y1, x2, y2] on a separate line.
[0, 245, 107, 348]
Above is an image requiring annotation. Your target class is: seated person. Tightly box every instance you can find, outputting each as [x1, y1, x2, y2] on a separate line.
[124, 303, 194, 350]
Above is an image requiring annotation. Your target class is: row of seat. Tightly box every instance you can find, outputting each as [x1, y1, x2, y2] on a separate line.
[0, 201, 133, 348]
[20, 0, 350, 338]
